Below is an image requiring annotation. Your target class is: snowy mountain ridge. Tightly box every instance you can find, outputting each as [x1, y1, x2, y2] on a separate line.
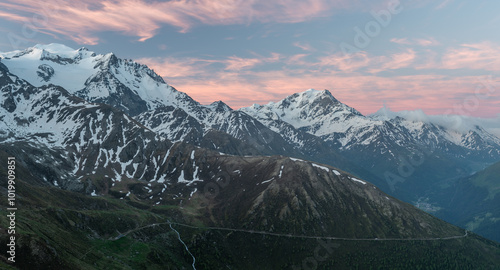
[2, 43, 500, 197]
[0, 65, 177, 189]
[3, 43, 498, 153]
[241, 89, 500, 155]
[0, 43, 201, 117]
[242, 89, 368, 136]
[240, 88, 500, 197]
[0, 44, 317, 160]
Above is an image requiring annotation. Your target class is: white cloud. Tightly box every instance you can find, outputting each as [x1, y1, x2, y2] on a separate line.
[372, 106, 500, 137]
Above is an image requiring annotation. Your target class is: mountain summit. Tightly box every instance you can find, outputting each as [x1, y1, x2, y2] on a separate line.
[1, 44, 500, 269]
[241, 89, 365, 136]
[0, 43, 193, 116]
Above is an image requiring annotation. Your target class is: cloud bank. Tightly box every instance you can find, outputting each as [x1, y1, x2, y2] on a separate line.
[372, 106, 500, 137]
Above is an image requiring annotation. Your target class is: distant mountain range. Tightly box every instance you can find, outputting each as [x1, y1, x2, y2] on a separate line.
[1, 44, 499, 268]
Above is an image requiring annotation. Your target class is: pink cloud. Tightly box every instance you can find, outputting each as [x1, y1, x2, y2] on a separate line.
[317, 51, 372, 72]
[138, 53, 281, 79]
[140, 52, 499, 117]
[441, 42, 500, 71]
[414, 38, 440, 47]
[388, 41, 500, 72]
[137, 57, 213, 79]
[293, 42, 315, 52]
[386, 49, 416, 69]
[224, 57, 263, 71]
[390, 37, 411, 45]
[313, 49, 415, 74]
[224, 53, 280, 70]
[136, 45, 500, 117]
[390, 37, 440, 47]
[370, 49, 416, 73]
[0, 0, 188, 44]
[0, 10, 31, 23]
[0, 0, 361, 44]
[286, 54, 310, 65]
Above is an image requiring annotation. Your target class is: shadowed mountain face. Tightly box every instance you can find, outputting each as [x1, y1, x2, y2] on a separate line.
[0, 44, 500, 269]
[1, 142, 500, 269]
[191, 155, 466, 240]
[431, 160, 500, 242]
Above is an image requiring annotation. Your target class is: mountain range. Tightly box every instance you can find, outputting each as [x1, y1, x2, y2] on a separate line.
[1, 44, 499, 269]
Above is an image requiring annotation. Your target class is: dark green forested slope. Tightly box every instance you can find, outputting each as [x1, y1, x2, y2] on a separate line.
[1, 148, 499, 269]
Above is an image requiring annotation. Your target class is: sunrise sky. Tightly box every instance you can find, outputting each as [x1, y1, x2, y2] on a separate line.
[0, 0, 499, 117]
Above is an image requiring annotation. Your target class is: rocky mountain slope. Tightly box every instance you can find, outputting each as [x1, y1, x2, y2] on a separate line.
[1, 141, 500, 269]
[1, 43, 382, 186]
[1, 43, 500, 268]
[1, 44, 368, 172]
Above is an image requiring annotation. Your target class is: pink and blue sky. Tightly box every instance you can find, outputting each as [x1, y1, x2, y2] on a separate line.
[0, 0, 499, 117]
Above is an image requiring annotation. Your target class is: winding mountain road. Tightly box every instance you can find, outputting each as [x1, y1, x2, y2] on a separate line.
[112, 220, 469, 242]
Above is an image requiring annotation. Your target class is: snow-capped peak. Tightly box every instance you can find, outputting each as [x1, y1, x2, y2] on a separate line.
[299, 88, 335, 100]
[276, 89, 362, 116]
[1, 43, 96, 61]
[241, 88, 367, 136]
[267, 89, 336, 106]
[0, 43, 194, 116]
[34, 43, 87, 57]
[205, 100, 233, 112]
[0, 43, 105, 91]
